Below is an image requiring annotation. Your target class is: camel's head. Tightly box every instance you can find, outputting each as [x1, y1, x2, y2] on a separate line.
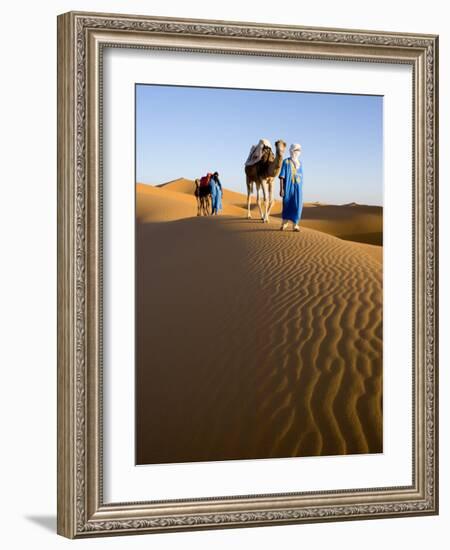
[275, 140, 287, 154]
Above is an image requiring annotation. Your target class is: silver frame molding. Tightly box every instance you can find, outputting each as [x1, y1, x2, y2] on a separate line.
[57, 11, 439, 538]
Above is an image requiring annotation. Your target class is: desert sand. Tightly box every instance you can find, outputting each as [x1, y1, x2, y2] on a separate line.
[136, 179, 383, 464]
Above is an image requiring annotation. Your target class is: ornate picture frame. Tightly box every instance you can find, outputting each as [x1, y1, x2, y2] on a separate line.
[57, 11, 439, 538]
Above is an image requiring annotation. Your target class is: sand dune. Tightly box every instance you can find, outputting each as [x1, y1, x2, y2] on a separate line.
[136, 183, 196, 222]
[156, 177, 197, 193]
[144, 179, 383, 245]
[136, 185, 383, 465]
[137, 183, 245, 221]
[300, 204, 383, 246]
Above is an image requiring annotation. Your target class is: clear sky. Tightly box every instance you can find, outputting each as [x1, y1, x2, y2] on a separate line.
[136, 84, 383, 206]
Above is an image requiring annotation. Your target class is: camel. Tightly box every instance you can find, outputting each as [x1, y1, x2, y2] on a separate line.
[245, 140, 287, 223]
[194, 178, 211, 216]
[244, 144, 273, 218]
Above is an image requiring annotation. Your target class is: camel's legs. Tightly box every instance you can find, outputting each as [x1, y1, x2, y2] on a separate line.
[266, 180, 275, 222]
[246, 179, 253, 219]
[256, 185, 264, 220]
[261, 181, 269, 223]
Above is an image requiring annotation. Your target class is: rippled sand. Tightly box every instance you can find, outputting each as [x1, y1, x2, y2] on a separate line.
[136, 181, 382, 464]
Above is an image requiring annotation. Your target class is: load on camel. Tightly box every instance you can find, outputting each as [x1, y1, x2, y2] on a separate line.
[245, 138, 287, 223]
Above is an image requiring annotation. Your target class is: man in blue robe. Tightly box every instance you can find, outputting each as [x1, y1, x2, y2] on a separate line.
[210, 172, 223, 215]
[279, 144, 303, 232]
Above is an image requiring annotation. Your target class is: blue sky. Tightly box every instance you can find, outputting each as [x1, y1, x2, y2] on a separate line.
[136, 84, 383, 205]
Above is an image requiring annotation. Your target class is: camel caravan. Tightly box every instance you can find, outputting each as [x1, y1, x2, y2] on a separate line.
[194, 172, 223, 217]
[194, 139, 303, 231]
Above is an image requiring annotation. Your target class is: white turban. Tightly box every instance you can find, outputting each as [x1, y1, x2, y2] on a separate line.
[290, 143, 302, 154]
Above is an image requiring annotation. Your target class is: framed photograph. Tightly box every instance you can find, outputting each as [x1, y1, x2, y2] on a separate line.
[57, 11, 439, 538]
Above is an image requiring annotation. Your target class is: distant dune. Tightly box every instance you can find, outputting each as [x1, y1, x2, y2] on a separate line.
[141, 179, 383, 246]
[137, 182, 245, 221]
[136, 183, 196, 222]
[136, 179, 383, 465]
[156, 177, 197, 193]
